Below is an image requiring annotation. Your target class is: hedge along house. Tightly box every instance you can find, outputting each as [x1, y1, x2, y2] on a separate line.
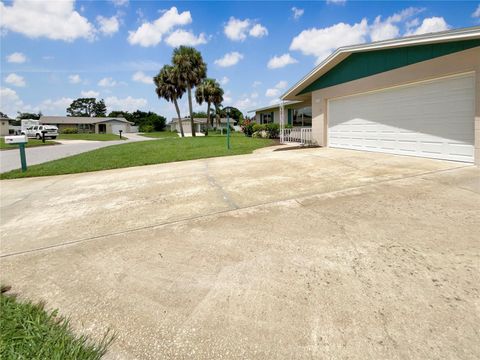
[170, 118, 231, 133]
[40, 116, 134, 134]
[280, 26, 480, 165]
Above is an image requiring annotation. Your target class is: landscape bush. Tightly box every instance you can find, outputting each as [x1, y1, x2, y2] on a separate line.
[140, 124, 154, 133]
[265, 123, 280, 138]
[61, 128, 78, 134]
[241, 120, 255, 137]
[252, 123, 266, 133]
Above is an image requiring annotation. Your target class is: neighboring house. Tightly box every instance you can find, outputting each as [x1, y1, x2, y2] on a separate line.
[0, 116, 14, 136]
[280, 26, 480, 165]
[40, 116, 134, 134]
[249, 100, 312, 127]
[170, 118, 230, 133]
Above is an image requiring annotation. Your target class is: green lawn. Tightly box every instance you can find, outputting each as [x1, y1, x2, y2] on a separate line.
[0, 138, 57, 150]
[139, 131, 179, 139]
[58, 133, 125, 141]
[0, 290, 113, 359]
[1, 134, 275, 179]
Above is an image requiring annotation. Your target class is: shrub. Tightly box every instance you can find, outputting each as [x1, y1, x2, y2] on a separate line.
[140, 124, 154, 133]
[61, 128, 78, 134]
[241, 120, 255, 137]
[252, 130, 268, 138]
[252, 123, 266, 133]
[265, 123, 280, 138]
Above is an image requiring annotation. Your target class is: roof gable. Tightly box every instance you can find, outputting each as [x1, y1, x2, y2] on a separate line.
[299, 38, 480, 95]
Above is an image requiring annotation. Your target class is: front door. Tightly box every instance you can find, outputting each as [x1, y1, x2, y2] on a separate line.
[98, 124, 106, 134]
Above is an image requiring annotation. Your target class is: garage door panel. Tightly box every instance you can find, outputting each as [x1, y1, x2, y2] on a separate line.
[328, 74, 475, 162]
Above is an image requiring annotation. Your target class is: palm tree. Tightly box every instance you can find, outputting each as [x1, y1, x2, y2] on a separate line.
[195, 78, 220, 135]
[154, 64, 186, 137]
[211, 85, 224, 129]
[172, 46, 207, 137]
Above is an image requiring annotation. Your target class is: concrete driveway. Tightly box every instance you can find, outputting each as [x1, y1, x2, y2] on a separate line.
[0, 133, 153, 173]
[1, 148, 479, 359]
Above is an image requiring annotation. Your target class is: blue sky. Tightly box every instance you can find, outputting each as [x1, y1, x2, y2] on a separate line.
[1, 0, 479, 121]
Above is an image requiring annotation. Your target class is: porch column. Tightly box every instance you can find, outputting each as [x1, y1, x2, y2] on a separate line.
[279, 101, 285, 143]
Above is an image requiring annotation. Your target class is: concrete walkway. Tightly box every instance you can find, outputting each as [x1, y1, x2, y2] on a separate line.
[1, 148, 479, 359]
[0, 133, 153, 173]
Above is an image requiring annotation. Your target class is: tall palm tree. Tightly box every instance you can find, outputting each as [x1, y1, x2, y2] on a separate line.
[172, 46, 207, 137]
[154, 64, 186, 137]
[195, 78, 219, 135]
[211, 85, 224, 129]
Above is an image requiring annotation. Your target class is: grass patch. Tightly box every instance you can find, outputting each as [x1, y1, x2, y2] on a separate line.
[1, 134, 274, 179]
[0, 290, 113, 359]
[139, 131, 179, 139]
[0, 137, 57, 151]
[58, 133, 125, 141]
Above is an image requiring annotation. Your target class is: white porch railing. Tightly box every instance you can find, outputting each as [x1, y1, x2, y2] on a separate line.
[280, 127, 313, 146]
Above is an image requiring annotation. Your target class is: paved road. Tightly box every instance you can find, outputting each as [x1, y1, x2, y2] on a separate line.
[0, 133, 154, 173]
[1, 148, 478, 359]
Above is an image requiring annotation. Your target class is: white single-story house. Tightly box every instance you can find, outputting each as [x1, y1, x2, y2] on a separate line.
[274, 26, 479, 165]
[249, 101, 313, 127]
[0, 116, 14, 136]
[40, 116, 134, 134]
[170, 118, 231, 133]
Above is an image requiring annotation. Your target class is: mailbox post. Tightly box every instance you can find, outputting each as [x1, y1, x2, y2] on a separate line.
[5, 135, 28, 172]
[119, 130, 123, 139]
[41, 130, 47, 143]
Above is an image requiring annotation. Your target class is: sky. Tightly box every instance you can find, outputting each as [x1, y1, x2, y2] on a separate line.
[1, 0, 479, 121]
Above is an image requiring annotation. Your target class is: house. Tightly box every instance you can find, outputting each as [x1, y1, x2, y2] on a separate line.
[0, 116, 14, 136]
[279, 26, 479, 165]
[40, 116, 134, 134]
[170, 118, 231, 133]
[249, 101, 313, 127]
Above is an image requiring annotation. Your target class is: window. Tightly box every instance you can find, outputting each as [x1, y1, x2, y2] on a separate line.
[260, 112, 274, 124]
[292, 106, 312, 127]
[33, 126, 38, 130]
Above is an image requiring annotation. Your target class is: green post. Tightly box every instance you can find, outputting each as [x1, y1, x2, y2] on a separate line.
[226, 111, 231, 150]
[19, 143, 27, 172]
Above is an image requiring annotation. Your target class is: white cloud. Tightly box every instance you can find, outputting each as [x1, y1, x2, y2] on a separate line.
[405, 17, 450, 36]
[473, 5, 480, 18]
[265, 88, 280, 98]
[40, 97, 74, 114]
[98, 77, 117, 87]
[214, 52, 244, 67]
[250, 92, 259, 99]
[5, 73, 26, 87]
[80, 90, 100, 98]
[265, 80, 288, 97]
[6, 52, 26, 63]
[267, 53, 298, 69]
[220, 76, 229, 85]
[234, 96, 256, 110]
[127, 6, 192, 47]
[326, 0, 346, 4]
[291, 7, 304, 20]
[370, 7, 424, 42]
[68, 74, 82, 84]
[252, 81, 262, 87]
[290, 19, 369, 64]
[275, 80, 288, 89]
[223, 90, 232, 104]
[132, 71, 153, 84]
[105, 96, 147, 112]
[97, 15, 120, 36]
[110, 0, 129, 6]
[164, 29, 207, 47]
[0, 87, 25, 115]
[224, 17, 268, 41]
[224, 17, 251, 41]
[0, 0, 95, 41]
[249, 24, 268, 38]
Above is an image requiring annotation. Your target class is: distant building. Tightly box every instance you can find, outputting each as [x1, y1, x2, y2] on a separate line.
[0, 116, 14, 136]
[170, 117, 230, 133]
[40, 116, 134, 134]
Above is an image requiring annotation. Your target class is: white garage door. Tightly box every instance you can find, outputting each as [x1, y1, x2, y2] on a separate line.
[111, 123, 127, 134]
[328, 73, 475, 162]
